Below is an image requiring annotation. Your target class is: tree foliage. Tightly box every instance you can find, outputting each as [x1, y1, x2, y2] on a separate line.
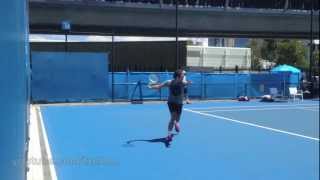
[248, 39, 308, 70]
[248, 39, 262, 70]
[276, 40, 307, 69]
[261, 39, 277, 62]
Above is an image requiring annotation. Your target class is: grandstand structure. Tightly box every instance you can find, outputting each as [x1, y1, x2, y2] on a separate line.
[29, 0, 319, 38]
[29, 0, 319, 76]
[30, 41, 187, 72]
[187, 46, 251, 70]
[30, 0, 319, 10]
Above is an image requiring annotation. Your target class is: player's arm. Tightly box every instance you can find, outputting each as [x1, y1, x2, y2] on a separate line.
[150, 80, 170, 89]
[183, 80, 192, 85]
[150, 83, 164, 89]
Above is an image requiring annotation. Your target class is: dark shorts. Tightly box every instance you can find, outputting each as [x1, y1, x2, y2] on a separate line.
[167, 102, 183, 115]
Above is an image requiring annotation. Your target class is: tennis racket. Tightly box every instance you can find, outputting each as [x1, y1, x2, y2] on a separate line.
[148, 74, 160, 88]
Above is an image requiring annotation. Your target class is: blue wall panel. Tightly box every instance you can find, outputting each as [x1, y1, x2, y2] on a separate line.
[0, 0, 29, 180]
[112, 72, 172, 100]
[31, 52, 109, 102]
[31, 66, 299, 102]
[204, 74, 237, 99]
[110, 72, 298, 100]
[187, 72, 203, 98]
[249, 73, 285, 96]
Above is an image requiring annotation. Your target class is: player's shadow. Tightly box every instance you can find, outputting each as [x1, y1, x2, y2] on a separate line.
[125, 134, 177, 148]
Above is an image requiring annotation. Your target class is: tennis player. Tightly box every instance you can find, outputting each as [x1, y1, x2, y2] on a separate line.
[149, 69, 190, 142]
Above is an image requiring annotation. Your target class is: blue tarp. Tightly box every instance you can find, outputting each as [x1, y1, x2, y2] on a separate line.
[271, 64, 301, 74]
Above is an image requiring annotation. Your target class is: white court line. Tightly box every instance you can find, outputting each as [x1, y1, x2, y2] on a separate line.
[199, 107, 320, 112]
[27, 106, 44, 180]
[189, 104, 318, 110]
[37, 107, 58, 180]
[184, 108, 319, 141]
[296, 107, 320, 112]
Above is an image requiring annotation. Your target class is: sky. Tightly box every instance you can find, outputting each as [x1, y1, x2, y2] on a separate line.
[29, 34, 209, 45]
[29, 34, 319, 46]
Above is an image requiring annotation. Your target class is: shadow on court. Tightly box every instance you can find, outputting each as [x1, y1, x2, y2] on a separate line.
[125, 134, 178, 148]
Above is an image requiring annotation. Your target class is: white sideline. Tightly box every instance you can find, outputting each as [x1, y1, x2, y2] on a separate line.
[199, 106, 320, 112]
[297, 107, 320, 112]
[37, 106, 58, 180]
[189, 103, 318, 110]
[184, 108, 319, 141]
[27, 106, 58, 180]
[27, 106, 44, 180]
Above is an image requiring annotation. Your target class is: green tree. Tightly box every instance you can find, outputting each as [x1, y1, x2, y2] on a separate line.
[276, 40, 308, 69]
[248, 39, 309, 71]
[248, 39, 262, 70]
[261, 39, 277, 62]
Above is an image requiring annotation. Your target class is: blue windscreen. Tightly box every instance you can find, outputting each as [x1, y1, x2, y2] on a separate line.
[31, 52, 109, 102]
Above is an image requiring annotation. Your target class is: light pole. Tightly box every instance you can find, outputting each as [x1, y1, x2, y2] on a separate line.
[111, 31, 115, 102]
[175, 0, 179, 69]
[61, 21, 71, 52]
[308, 0, 314, 81]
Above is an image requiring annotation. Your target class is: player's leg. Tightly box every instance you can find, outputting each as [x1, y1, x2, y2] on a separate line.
[167, 103, 177, 141]
[168, 112, 176, 132]
[167, 112, 177, 141]
[184, 87, 191, 104]
[174, 104, 183, 133]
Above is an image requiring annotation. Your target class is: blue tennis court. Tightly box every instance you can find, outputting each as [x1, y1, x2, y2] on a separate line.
[40, 100, 319, 180]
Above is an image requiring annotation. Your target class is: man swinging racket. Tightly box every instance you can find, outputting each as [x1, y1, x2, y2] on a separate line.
[148, 69, 191, 142]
